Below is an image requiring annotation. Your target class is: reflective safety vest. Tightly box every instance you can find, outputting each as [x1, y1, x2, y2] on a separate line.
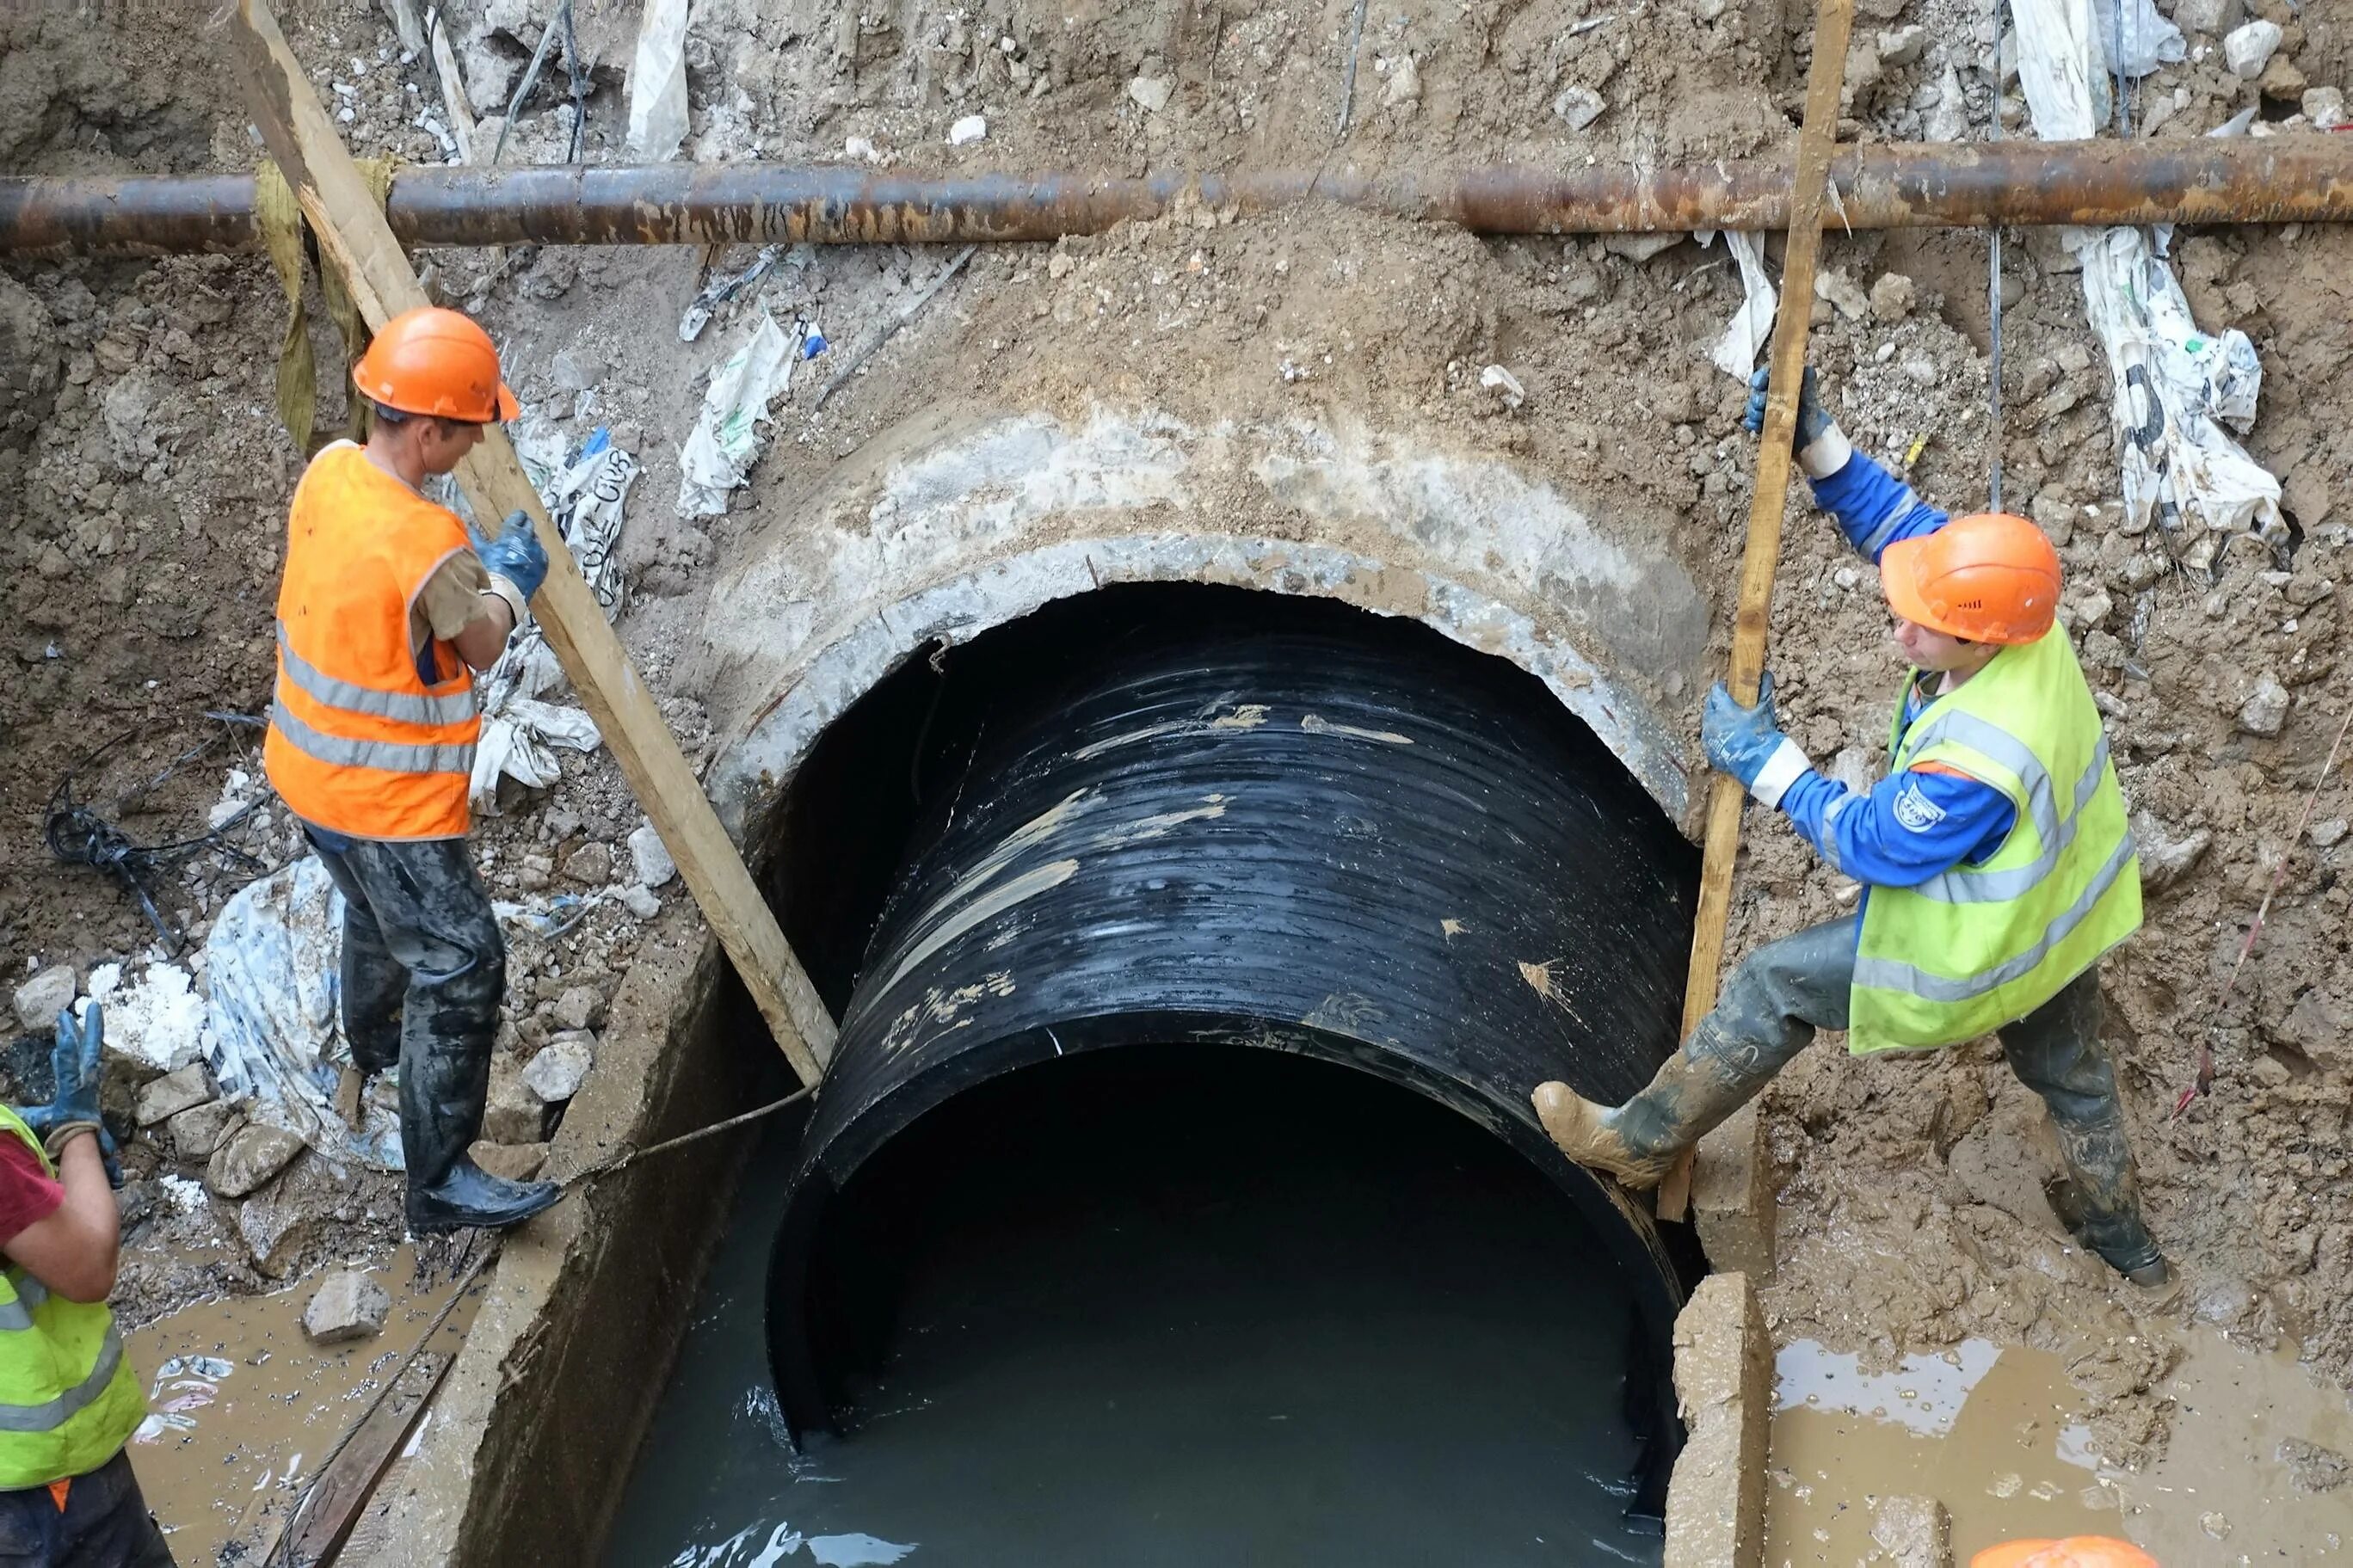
[263, 442, 481, 840]
[0, 1107, 145, 1491]
[1849, 626, 2141, 1053]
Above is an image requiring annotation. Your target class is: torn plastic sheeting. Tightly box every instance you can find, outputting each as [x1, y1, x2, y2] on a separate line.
[472, 425, 638, 809]
[202, 857, 403, 1171]
[627, 0, 689, 162]
[1701, 231, 1776, 379]
[2012, 0, 2281, 550]
[677, 311, 802, 517]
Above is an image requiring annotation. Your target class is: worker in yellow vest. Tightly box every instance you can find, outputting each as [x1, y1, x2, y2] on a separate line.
[262, 305, 558, 1234]
[1533, 365, 2168, 1288]
[0, 1005, 168, 1565]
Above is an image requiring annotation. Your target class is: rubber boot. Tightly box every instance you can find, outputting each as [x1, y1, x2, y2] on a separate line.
[1998, 970, 2171, 1290]
[340, 910, 406, 1077]
[402, 1006, 557, 1236]
[1532, 1022, 1779, 1190]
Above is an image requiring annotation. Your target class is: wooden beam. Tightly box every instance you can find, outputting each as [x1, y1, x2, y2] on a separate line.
[1657, 0, 1855, 1222]
[228, 0, 833, 1085]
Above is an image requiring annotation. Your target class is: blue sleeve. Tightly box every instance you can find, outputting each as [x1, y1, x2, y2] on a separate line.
[1808, 449, 1950, 565]
[1775, 766, 2017, 887]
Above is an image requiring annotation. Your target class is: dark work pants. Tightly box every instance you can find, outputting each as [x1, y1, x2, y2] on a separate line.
[0, 1450, 175, 1568]
[1657, 916, 2163, 1274]
[306, 830, 506, 1196]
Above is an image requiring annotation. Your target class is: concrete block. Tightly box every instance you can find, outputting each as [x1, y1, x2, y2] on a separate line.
[169, 1098, 242, 1162]
[1664, 1272, 1770, 1568]
[303, 1270, 392, 1344]
[484, 1070, 551, 1145]
[208, 1123, 306, 1198]
[1692, 1101, 1776, 1283]
[136, 1062, 214, 1126]
[471, 1140, 550, 1183]
[12, 967, 75, 1032]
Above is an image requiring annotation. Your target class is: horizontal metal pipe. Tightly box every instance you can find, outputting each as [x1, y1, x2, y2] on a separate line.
[5, 136, 2350, 255]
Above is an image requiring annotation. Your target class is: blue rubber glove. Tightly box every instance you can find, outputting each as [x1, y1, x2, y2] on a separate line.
[477, 508, 550, 601]
[21, 1004, 117, 1184]
[1702, 675, 1812, 809]
[1744, 365, 1835, 449]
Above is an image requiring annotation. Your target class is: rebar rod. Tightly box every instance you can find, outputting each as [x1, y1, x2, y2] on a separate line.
[5, 137, 2351, 256]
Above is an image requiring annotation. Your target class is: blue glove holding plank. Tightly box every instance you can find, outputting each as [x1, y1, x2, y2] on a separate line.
[1701, 673, 1814, 810]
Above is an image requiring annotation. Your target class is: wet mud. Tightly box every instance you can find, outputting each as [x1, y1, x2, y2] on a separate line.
[123, 1245, 477, 1565]
[1768, 1325, 2353, 1563]
[607, 1048, 1666, 1567]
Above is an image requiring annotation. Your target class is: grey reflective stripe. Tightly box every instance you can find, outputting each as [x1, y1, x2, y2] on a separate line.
[0, 1325, 122, 1433]
[1917, 735, 2113, 906]
[0, 1276, 47, 1333]
[1817, 792, 1857, 876]
[271, 700, 476, 776]
[1854, 828, 2137, 1005]
[277, 622, 477, 727]
[1857, 486, 1927, 556]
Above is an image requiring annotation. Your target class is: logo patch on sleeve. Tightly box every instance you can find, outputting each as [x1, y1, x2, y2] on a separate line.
[1892, 780, 1949, 833]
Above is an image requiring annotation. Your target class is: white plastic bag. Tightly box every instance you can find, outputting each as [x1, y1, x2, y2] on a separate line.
[2012, 0, 2280, 549]
[627, 0, 691, 162]
[1703, 231, 1777, 379]
[471, 427, 637, 809]
[676, 312, 795, 517]
[203, 858, 404, 1171]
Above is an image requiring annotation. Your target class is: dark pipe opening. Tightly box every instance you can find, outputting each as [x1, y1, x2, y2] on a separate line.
[761, 583, 1702, 1534]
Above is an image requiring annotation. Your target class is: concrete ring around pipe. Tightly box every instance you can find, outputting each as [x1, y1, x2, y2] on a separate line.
[700, 409, 1713, 851]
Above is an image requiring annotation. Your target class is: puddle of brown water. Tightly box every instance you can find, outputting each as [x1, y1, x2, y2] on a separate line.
[122, 1248, 477, 1565]
[1768, 1327, 2353, 1565]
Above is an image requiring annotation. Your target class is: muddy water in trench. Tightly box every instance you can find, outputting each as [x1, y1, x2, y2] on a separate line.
[122, 1245, 479, 1563]
[604, 1055, 1666, 1567]
[1768, 1326, 2353, 1563]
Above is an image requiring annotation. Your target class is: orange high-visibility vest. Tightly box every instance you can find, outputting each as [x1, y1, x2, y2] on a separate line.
[263, 442, 482, 839]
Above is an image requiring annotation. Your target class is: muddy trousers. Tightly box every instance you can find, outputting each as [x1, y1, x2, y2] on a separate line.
[305, 830, 507, 1199]
[0, 1450, 176, 1568]
[1621, 917, 2164, 1276]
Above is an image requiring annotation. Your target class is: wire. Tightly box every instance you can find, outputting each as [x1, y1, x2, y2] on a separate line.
[43, 712, 273, 953]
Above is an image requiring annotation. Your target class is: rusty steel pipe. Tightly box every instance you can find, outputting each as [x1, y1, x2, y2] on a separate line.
[5, 137, 2351, 256]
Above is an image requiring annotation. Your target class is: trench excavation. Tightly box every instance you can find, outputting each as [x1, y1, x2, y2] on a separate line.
[671, 587, 1705, 1554]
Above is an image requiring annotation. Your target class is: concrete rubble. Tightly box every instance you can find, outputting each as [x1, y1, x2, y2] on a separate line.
[302, 1269, 391, 1344]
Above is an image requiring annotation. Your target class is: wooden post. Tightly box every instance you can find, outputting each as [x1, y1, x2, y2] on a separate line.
[1656, 0, 1855, 1221]
[228, 0, 834, 1086]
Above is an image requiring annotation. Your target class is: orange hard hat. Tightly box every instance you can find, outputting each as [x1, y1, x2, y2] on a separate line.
[1970, 1537, 2159, 1568]
[350, 305, 520, 423]
[1880, 512, 2061, 646]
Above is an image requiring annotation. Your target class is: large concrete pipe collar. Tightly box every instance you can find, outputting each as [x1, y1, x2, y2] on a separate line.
[764, 612, 1701, 1509]
[5, 136, 2351, 255]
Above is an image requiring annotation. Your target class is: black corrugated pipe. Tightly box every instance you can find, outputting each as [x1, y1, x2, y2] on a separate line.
[764, 590, 1701, 1516]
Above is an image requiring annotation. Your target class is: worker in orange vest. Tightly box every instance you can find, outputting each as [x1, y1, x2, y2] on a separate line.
[262, 306, 558, 1234]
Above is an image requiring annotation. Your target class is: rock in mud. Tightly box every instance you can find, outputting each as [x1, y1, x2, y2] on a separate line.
[207, 1123, 305, 1198]
[563, 840, 613, 886]
[2279, 1436, 2350, 1492]
[628, 822, 678, 888]
[168, 1098, 241, 1162]
[136, 1062, 214, 1126]
[484, 1070, 551, 1144]
[2173, 0, 2243, 37]
[2238, 673, 2290, 735]
[620, 884, 662, 919]
[2225, 18, 2281, 78]
[471, 1139, 549, 1182]
[237, 1153, 343, 1278]
[2132, 810, 2211, 892]
[1869, 1494, 1950, 1567]
[11, 966, 75, 1031]
[551, 985, 605, 1032]
[302, 1270, 391, 1344]
[522, 1034, 594, 1103]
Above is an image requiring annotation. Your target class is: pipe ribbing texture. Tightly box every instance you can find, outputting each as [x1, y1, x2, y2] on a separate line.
[764, 612, 1702, 1509]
